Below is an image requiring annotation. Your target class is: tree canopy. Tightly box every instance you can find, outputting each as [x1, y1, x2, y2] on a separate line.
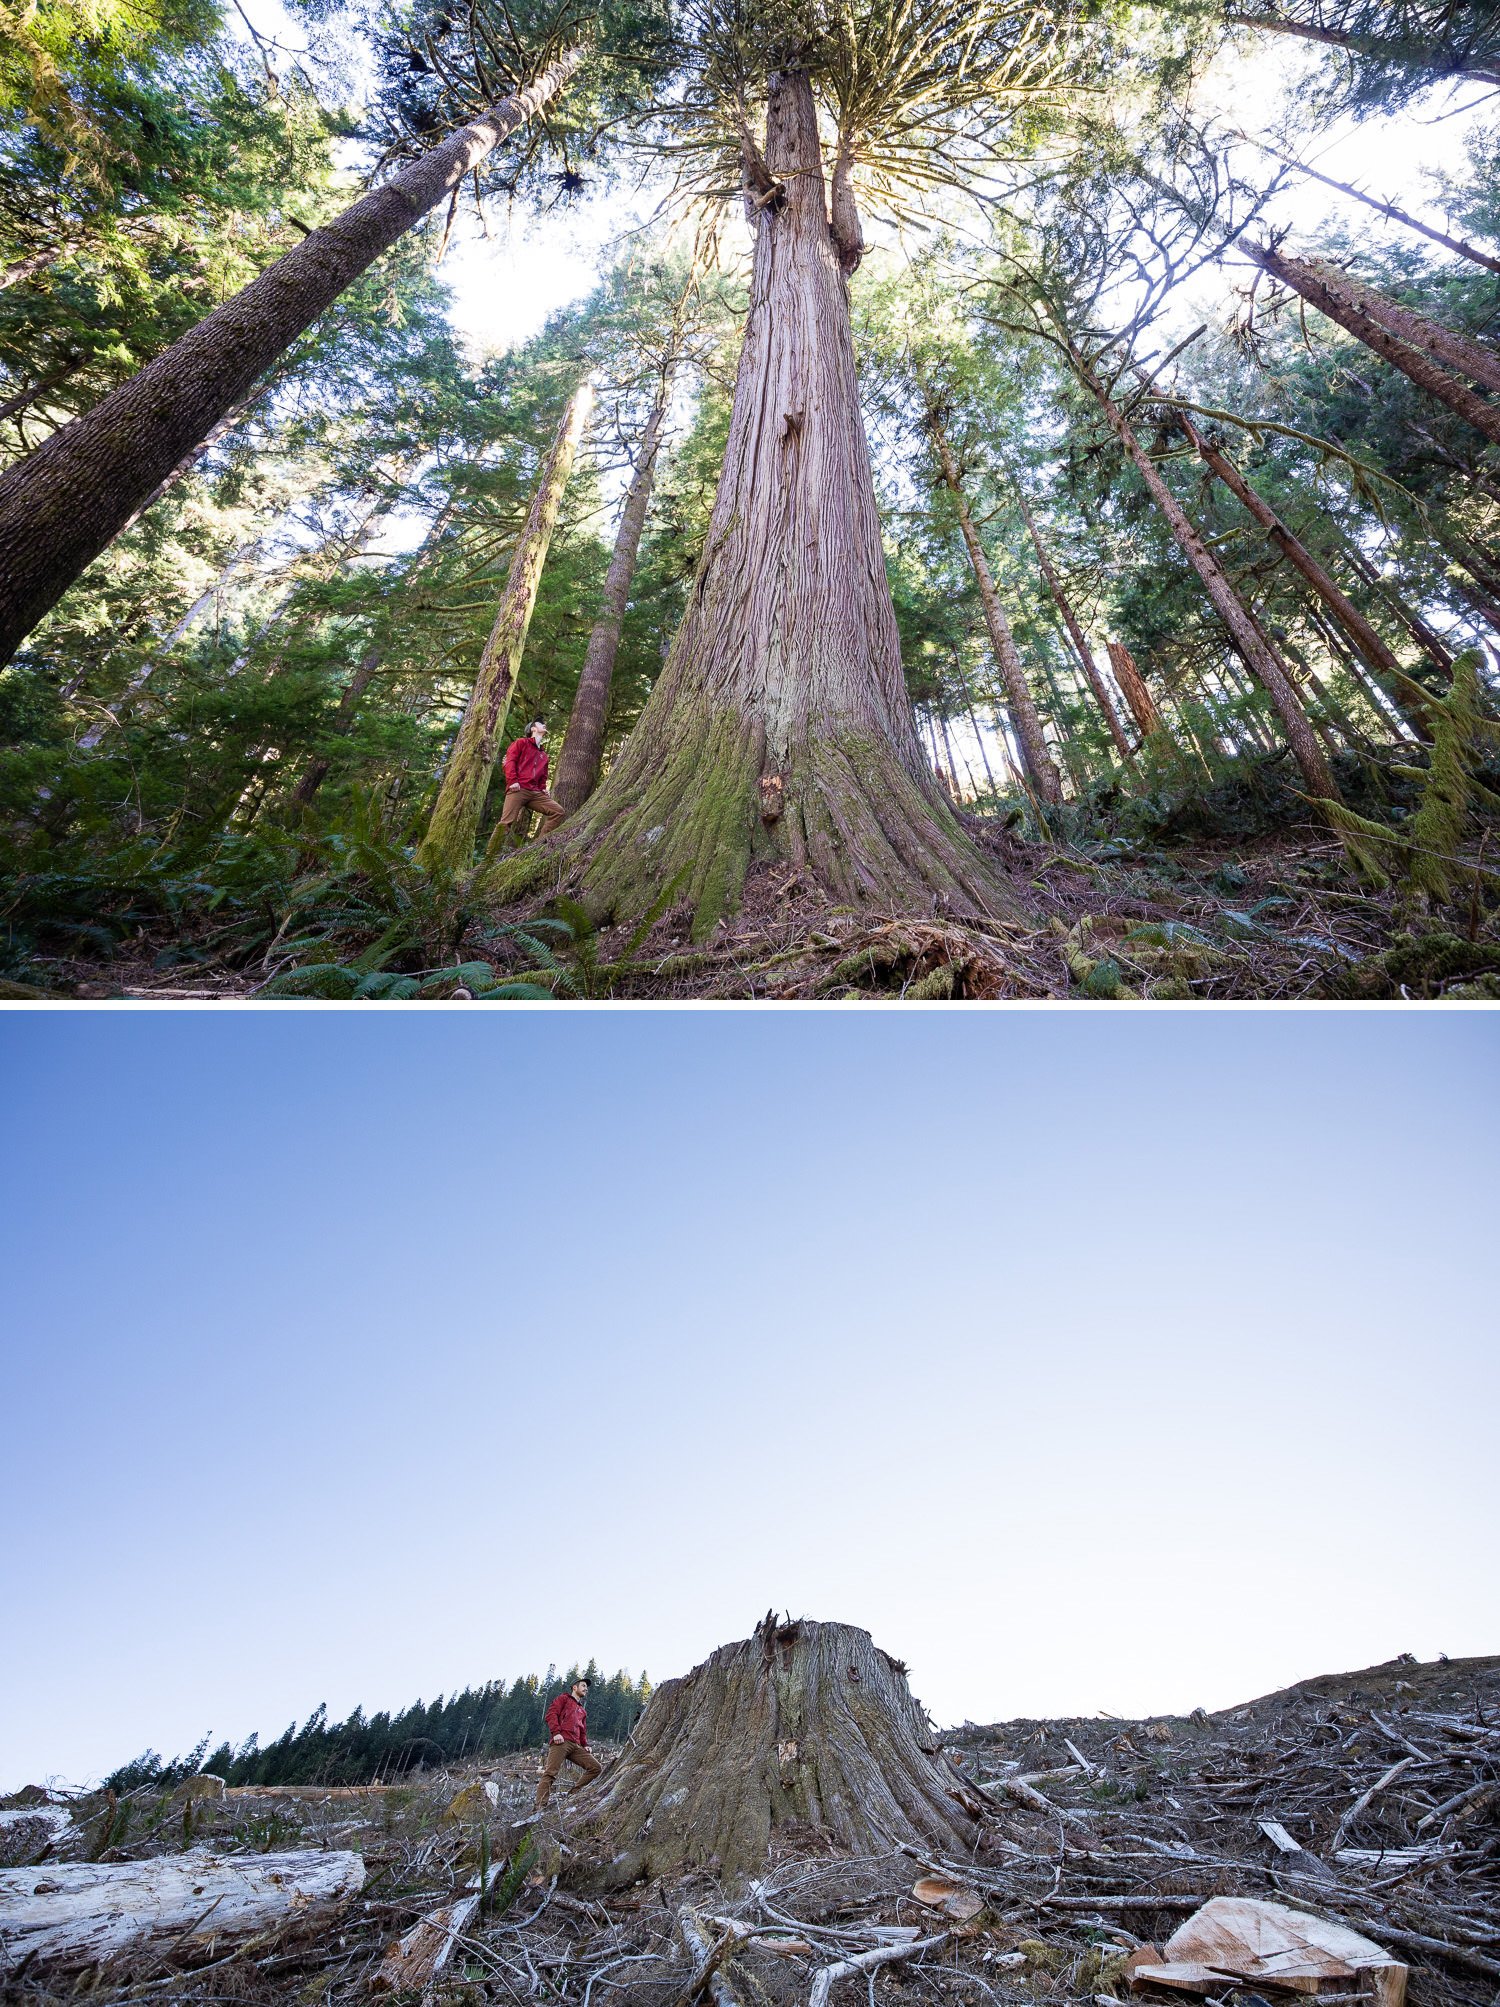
[1, 0, 1496, 997]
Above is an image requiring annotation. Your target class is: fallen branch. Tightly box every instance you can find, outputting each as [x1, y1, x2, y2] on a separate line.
[371, 1853, 521, 1993]
[808, 1928, 952, 2006]
[1332, 1758, 1415, 1851]
[678, 1905, 746, 2007]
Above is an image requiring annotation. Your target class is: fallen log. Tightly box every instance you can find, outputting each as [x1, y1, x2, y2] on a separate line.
[0, 1848, 364, 1971]
[223, 1784, 397, 1801]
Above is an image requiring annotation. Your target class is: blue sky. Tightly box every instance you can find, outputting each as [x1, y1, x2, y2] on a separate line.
[2, 1013, 1496, 1791]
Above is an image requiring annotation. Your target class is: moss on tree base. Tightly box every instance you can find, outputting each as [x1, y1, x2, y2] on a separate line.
[476, 709, 1025, 940]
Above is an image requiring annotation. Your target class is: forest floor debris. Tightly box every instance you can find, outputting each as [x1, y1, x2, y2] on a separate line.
[17, 802, 1498, 1001]
[3, 1652, 1496, 2006]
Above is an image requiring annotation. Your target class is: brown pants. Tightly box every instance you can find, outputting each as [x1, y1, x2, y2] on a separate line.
[536, 1739, 602, 1807]
[500, 786, 566, 838]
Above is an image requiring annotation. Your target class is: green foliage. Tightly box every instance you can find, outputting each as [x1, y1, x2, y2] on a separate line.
[106, 1666, 651, 1792]
[1324, 653, 1500, 905]
[486, 1832, 536, 1918]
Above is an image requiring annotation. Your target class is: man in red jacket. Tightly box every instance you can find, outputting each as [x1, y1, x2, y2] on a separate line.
[535, 1676, 601, 1808]
[499, 719, 567, 842]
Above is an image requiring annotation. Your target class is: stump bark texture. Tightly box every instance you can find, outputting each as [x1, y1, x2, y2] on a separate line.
[583, 1616, 985, 1887]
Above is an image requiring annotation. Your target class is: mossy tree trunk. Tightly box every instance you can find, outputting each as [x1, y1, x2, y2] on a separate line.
[1072, 346, 1340, 803]
[0, 48, 585, 668]
[483, 68, 1019, 937]
[552, 371, 671, 813]
[418, 377, 593, 873]
[579, 1616, 987, 1888]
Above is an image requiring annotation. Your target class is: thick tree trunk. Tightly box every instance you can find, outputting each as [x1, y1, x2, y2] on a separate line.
[1015, 493, 1132, 759]
[1226, 12, 1500, 87]
[1311, 264, 1500, 394]
[929, 423, 1063, 802]
[1072, 346, 1339, 802]
[0, 1850, 364, 1970]
[553, 376, 670, 812]
[487, 69, 1017, 935]
[1107, 640, 1164, 739]
[419, 377, 592, 872]
[0, 47, 585, 667]
[1247, 245, 1500, 448]
[1175, 411, 1430, 736]
[579, 1616, 987, 1888]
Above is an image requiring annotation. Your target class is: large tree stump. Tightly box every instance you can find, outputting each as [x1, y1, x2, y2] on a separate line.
[581, 1616, 987, 1886]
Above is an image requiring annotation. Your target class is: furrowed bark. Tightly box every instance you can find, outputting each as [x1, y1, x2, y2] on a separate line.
[0, 46, 586, 667]
[1175, 410, 1431, 737]
[1303, 262, 1500, 394]
[1106, 639, 1164, 739]
[553, 375, 670, 812]
[483, 68, 1018, 935]
[1016, 493, 1132, 758]
[928, 418, 1062, 802]
[1071, 345, 1338, 802]
[582, 1616, 984, 1887]
[419, 376, 592, 872]
[1248, 244, 1500, 447]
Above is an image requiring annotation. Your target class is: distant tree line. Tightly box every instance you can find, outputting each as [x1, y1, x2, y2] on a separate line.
[104, 1663, 650, 1792]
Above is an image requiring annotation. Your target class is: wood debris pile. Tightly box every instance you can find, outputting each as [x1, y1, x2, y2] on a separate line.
[0, 1652, 1494, 2006]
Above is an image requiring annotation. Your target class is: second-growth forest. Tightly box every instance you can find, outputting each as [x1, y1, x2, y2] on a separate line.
[2, 0, 1498, 999]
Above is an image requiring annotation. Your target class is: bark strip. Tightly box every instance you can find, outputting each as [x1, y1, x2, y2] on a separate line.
[1107, 640, 1164, 739]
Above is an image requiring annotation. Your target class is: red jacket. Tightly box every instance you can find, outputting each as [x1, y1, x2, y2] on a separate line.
[546, 1691, 588, 1746]
[503, 736, 550, 792]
